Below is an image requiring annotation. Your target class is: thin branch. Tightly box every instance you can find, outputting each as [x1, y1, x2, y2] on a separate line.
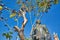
[21, 11, 27, 30]
[14, 26, 20, 32]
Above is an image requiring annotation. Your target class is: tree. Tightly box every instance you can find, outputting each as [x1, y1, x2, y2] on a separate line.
[0, 0, 58, 40]
[30, 20, 51, 40]
[53, 32, 59, 40]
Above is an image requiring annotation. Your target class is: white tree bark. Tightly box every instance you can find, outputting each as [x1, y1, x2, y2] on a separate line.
[14, 10, 27, 40]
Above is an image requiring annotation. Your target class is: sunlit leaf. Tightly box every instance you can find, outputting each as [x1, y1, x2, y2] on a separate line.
[43, 0, 46, 2]
[54, 0, 58, 4]
[38, 2, 45, 8]
[10, 13, 16, 18]
[0, 6, 3, 10]
[25, 7, 29, 12]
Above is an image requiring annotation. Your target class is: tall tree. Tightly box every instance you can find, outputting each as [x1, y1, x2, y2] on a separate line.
[1, 0, 58, 40]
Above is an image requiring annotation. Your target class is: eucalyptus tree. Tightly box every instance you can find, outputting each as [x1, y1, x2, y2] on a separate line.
[15, 0, 58, 40]
[53, 32, 59, 40]
[0, 0, 58, 40]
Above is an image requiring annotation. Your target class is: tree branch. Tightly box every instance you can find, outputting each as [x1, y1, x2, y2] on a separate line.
[14, 10, 28, 40]
[21, 11, 28, 30]
[14, 26, 20, 32]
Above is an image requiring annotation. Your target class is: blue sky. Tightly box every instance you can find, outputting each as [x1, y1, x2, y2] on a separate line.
[0, 0, 60, 40]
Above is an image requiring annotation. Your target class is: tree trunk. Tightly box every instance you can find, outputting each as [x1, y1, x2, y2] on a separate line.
[14, 11, 27, 40]
[14, 19, 27, 40]
[18, 30, 24, 40]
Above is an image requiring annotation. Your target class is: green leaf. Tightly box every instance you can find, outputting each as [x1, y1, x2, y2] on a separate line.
[2, 32, 12, 39]
[10, 13, 16, 18]
[36, 0, 40, 3]
[54, 0, 58, 4]
[0, 6, 3, 10]
[9, 31, 13, 34]
[3, 33, 6, 36]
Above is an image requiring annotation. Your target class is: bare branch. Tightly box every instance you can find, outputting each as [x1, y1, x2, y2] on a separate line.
[21, 11, 28, 30]
[14, 26, 20, 32]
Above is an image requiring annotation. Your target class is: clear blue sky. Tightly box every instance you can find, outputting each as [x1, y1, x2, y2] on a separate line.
[0, 0, 60, 40]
